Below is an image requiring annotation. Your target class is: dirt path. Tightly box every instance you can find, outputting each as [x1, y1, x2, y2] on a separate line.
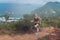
[0, 32, 49, 40]
[0, 27, 59, 40]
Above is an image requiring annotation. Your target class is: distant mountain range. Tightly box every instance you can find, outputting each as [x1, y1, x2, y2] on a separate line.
[32, 2, 60, 18]
[0, 3, 40, 18]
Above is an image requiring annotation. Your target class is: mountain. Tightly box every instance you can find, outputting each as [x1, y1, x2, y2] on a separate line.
[0, 3, 40, 18]
[32, 2, 60, 18]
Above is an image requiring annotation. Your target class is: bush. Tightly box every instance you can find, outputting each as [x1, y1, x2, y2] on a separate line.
[0, 22, 16, 34]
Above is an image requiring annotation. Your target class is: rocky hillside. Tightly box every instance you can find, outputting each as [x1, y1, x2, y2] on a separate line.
[32, 2, 60, 18]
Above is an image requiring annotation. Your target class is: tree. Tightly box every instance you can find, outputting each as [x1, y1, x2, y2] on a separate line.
[4, 14, 9, 22]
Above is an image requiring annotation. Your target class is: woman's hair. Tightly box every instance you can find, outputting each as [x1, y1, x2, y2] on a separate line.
[34, 13, 39, 18]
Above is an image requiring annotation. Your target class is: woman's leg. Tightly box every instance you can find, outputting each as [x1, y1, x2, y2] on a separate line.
[33, 23, 39, 39]
[34, 24, 39, 36]
[37, 27, 39, 33]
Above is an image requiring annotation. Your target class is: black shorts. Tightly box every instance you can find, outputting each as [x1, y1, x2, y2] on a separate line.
[33, 23, 39, 29]
[34, 22, 39, 25]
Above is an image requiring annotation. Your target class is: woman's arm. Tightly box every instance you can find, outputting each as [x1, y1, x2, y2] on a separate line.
[39, 17, 42, 24]
[31, 20, 34, 22]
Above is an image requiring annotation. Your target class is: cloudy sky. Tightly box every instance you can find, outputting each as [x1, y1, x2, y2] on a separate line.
[0, 0, 60, 4]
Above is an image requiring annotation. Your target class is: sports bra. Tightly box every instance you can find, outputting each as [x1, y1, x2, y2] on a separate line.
[34, 18, 39, 22]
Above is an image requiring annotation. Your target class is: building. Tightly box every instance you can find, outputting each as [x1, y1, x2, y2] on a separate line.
[0, 17, 20, 22]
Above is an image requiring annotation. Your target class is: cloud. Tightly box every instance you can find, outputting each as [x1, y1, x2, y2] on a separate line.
[0, 0, 60, 4]
[15, 0, 48, 4]
[0, 0, 17, 3]
[18, 0, 44, 4]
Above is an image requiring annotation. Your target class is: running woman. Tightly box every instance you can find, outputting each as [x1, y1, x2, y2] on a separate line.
[31, 13, 41, 36]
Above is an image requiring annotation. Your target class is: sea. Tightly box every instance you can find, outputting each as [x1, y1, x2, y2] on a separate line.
[0, 3, 41, 18]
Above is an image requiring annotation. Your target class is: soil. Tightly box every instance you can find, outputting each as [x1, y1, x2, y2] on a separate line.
[0, 26, 60, 40]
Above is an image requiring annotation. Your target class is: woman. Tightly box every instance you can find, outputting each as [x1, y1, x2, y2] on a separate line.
[31, 13, 41, 35]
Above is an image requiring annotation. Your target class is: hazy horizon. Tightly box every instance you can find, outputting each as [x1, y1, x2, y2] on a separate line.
[0, 0, 60, 18]
[0, 3, 41, 18]
[0, 0, 60, 5]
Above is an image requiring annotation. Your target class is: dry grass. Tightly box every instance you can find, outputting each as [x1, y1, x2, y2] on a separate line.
[0, 26, 59, 40]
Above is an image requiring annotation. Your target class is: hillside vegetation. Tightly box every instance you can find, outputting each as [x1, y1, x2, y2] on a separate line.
[0, 13, 60, 34]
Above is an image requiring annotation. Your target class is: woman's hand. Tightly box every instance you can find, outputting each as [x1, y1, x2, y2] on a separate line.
[31, 20, 34, 22]
[34, 24, 39, 28]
